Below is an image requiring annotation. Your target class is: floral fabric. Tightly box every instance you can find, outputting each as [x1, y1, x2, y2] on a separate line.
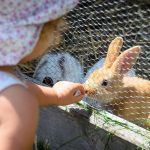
[0, 0, 78, 66]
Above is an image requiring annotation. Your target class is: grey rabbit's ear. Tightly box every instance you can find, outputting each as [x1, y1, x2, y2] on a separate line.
[58, 56, 65, 78]
[33, 55, 48, 78]
[111, 46, 141, 75]
[103, 37, 123, 69]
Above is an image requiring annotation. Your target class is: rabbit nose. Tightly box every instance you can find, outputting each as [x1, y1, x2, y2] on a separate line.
[87, 89, 95, 95]
[85, 90, 88, 94]
[84, 86, 95, 95]
[83, 85, 89, 94]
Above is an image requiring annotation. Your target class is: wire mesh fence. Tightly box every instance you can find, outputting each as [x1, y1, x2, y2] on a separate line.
[19, 0, 150, 148]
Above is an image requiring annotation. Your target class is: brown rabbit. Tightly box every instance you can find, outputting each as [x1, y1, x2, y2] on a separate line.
[84, 37, 150, 128]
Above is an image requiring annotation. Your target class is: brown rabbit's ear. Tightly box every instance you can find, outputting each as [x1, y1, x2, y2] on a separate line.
[111, 46, 141, 75]
[103, 37, 123, 69]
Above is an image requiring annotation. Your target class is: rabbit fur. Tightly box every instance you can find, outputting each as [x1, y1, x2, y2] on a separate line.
[84, 37, 150, 127]
[83, 38, 136, 110]
[33, 52, 84, 86]
[85, 58, 136, 81]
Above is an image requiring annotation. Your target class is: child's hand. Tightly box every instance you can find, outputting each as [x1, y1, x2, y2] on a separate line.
[53, 81, 85, 105]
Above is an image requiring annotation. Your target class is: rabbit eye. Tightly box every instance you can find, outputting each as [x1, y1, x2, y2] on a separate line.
[43, 77, 54, 87]
[101, 80, 108, 87]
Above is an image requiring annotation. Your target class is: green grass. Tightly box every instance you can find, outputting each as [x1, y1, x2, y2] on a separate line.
[36, 140, 51, 150]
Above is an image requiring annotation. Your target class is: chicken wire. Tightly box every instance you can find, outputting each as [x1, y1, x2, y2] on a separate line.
[19, 0, 150, 149]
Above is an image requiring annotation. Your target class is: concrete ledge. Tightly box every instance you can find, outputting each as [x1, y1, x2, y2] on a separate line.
[36, 102, 148, 150]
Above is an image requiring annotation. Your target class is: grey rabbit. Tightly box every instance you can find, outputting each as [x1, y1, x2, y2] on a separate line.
[33, 52, 84, 86]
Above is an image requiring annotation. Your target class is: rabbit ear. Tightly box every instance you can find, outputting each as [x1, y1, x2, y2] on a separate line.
[111, 46, 141, 75]
[103, 37, 123, 69]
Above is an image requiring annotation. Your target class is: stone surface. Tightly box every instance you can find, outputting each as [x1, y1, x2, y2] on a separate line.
[36, 106, 139, 150]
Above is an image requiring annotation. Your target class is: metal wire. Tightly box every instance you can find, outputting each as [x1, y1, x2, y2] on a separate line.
[20, 0, 150, 129]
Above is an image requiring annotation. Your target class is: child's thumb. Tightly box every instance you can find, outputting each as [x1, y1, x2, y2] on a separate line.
[74, 93, 84, 102]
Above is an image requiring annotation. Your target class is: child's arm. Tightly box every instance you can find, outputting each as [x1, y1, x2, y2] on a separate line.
[0, 85, 38, 150]
[26, 81, 85, 106]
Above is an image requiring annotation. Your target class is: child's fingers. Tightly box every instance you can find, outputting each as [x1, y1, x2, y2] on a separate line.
[72, 83, 85, 96]
[74, 94, 84, 102]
